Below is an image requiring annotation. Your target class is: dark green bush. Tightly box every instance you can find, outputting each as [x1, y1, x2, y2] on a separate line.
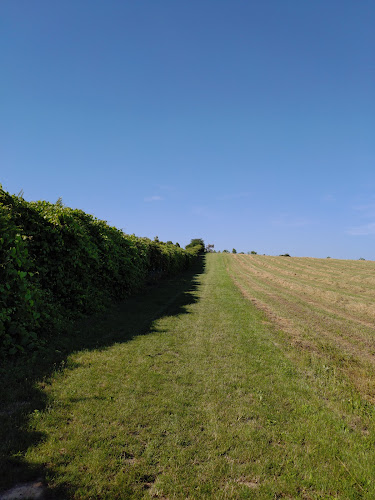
[0, 187, 197, 357]
[0, 199, 45, 355]
[185, 238, 205, 254]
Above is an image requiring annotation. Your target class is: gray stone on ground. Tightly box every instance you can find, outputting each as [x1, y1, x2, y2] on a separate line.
[0, 480, 45, 500]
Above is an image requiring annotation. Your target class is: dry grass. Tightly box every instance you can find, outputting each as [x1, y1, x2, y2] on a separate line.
[227, 254, 375, 401]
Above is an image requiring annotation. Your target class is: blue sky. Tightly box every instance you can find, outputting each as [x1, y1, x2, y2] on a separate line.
[1, 1, 374, 259]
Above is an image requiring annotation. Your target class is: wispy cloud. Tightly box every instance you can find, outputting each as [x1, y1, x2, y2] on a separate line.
[322, 194, 336, 202]
[353, 203, 375, 219]
[191, 206, 217, 219]
[271, 214, 312, 228]
[216, 192, 250, 201]
[144, 195, 164, 202]
[346, 200, 375, 235]
[346, 223, 375, 236]
[157, 184, 175, 192]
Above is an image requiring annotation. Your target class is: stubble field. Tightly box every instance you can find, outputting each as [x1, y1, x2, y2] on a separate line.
[227, 254, 375, 402]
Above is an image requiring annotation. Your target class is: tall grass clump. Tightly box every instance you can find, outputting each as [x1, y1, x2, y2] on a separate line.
[0, 187, 198, 357]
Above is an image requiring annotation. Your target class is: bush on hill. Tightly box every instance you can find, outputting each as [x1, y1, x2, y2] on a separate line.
[185, 238, 205, 255]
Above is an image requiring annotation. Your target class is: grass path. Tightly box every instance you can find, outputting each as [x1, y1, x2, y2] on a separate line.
[3, 254, 375, 498]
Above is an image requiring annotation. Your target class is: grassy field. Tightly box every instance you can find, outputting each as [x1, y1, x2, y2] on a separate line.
[2, 253, 375, 498]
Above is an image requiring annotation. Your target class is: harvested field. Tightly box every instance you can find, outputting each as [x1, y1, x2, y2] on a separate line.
[226, 254, 375, 401]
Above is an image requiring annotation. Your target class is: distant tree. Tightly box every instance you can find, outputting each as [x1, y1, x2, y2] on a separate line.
[166, 241, 173, 245]
[206, 243, 215, 253]
[175, 242, 180, 247]
[222, 249, 229, 253]
[251, 250, 257, 255]
[327, 256, 331, 259]
[232, 248, 237, 254]
[359, 257, 366, 261]
[279, 253, 291, 257]
[185, 238, 205, 254]
[154, 236, 159, 242]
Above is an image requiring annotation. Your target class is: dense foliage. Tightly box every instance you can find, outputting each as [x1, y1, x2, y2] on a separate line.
[0, 187, 199, 357]
[185, 238, 205, 254]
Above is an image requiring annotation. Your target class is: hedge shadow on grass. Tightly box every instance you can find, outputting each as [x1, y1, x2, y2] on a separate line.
[0, 255, 205, 497]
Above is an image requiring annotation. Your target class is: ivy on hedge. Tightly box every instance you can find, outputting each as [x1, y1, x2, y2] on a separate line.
[0, 187, 199, 357]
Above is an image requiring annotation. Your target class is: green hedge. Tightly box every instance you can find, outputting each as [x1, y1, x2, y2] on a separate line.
[0, 188, 199, 357]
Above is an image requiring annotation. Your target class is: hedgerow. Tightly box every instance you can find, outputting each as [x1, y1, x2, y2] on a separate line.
[0, 187, 199, 357]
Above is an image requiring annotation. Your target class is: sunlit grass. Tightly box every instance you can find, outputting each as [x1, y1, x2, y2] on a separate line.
[3, 254, 375, 498]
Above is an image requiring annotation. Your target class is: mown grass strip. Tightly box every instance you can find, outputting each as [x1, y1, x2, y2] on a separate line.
[3, 254, 375, 498]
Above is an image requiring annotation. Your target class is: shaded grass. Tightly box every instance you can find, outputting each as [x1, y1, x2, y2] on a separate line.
[0, 257, 205, 493]
[3, 254, 375, 498]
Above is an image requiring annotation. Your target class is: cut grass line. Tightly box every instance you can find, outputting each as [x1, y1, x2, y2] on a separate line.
[237, 254, 375, 299]
[229, 254, 375, 350]
[226, 254, 375, 401]
[234, 254, 375, 314]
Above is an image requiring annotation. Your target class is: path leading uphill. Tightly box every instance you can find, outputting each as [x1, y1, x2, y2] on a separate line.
[2, 254, 375, 498]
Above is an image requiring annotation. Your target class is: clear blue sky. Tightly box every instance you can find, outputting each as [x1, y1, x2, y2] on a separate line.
[1, 1, 374, 259]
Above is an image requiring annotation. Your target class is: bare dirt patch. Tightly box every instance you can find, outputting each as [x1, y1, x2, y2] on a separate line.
[236, 477, 259, 489]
